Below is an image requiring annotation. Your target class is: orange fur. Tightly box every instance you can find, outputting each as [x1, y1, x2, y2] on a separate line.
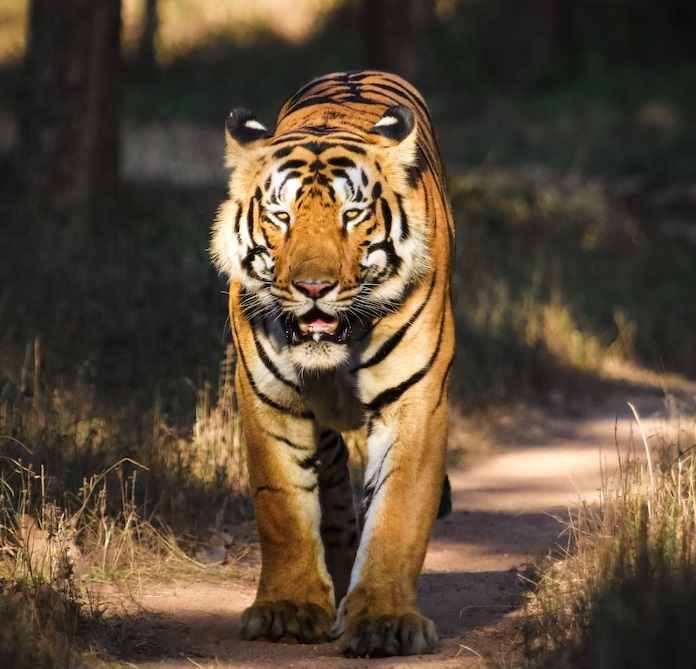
[211, 71, 454, 657]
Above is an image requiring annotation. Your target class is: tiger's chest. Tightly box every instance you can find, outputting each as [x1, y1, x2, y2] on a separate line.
[301, 370, 365, 432]
[250, 315, 368, 431]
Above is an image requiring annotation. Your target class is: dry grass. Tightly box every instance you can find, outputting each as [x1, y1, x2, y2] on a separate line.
[522, 399, 696, 668]
[450, 169, 633, 381]
[0, 340, 250, 665]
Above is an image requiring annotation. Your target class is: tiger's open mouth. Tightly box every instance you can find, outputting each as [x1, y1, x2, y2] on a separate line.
[284, 308, 352, 346]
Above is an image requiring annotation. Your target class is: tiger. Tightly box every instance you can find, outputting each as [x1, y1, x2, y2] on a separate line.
[211, 70, 455, 658]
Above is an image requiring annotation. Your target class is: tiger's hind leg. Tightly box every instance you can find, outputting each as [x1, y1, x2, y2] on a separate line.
[317, 430, 359, 605]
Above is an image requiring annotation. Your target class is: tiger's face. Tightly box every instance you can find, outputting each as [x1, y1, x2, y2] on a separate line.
[212, 106, 429, 372]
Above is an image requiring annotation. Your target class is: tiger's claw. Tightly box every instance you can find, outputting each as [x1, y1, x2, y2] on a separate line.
[241, 601, 335, 644]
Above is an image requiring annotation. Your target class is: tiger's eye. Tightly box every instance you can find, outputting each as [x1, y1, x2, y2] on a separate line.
[343, 209, 362, 222]
[274, 211, 291, 223]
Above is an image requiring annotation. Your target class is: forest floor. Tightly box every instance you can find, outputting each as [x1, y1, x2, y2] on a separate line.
[93, 390, 685, 669]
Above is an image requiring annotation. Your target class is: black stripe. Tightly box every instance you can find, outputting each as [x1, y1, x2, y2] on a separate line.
[299, 454, 318, 470]
[253, 331, 301, 391]
[434, 357, 453, 411]
[236, 338, 314, 419]
[365, 239, 402, 276]
[272, 146, 293, 159]
[269, 433, 312, 451]
[337, 143, 366, 155]
[233, 205, 242, 235]
[303, 123, 337, 136]
[271, 135, 366, 155]
[331, 168, 349, 180]
[283, 77, 325, 109]
[240, 245, 268, 278]
[279, 169, 302, 192]
[415, 146, 440, 189]
[300, 482, 319, 493]
[327, 156, 356, 168]
[279, 158, 307, 170]
[254, 485, 282, 496]
[245, 196, 256, 243]
[407, 160, 424, 190]
[396, 194, 409, 240]
[366, 307, 446, 412]
[380, 199, 392, 239]
[368, 469, 393, 508]
[368, 81, 432, 123]
[353, 273, 436, 371]
[270, 133, 309, 146]
[361, 443, 391, 519]
[302, 140, 332, 154]
[308, 158, 326, 171]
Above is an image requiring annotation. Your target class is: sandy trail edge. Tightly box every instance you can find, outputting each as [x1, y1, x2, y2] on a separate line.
[102, 396, 674, 668]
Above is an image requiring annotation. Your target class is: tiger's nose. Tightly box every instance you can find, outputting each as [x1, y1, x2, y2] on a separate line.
[294, 279, 336, 298]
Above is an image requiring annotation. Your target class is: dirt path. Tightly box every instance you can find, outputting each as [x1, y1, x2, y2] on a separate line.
[107, 396, 670, 668]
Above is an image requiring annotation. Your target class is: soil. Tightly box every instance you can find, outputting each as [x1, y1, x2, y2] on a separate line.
[99, 393, 678, 668]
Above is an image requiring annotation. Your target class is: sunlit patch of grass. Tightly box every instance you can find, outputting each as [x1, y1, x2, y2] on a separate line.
[189, 344, 248, 498]
[121, 0, 345, 64]
[450, 168, 611, 234]
[449, 166, 696, 404]
[0, 0, 26, 66]
[450, 168, 620, 387]
[522, 401, 696, 667]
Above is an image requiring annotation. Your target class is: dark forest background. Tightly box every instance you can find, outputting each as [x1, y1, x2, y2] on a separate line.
[2, 0, 695, 412]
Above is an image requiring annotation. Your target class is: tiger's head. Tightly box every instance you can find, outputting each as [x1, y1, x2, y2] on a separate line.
[211, 105, 430, 372]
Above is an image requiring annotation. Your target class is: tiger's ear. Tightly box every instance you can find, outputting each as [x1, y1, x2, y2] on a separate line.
[371, 105, 418, 167]
[225, 108, 271, 166]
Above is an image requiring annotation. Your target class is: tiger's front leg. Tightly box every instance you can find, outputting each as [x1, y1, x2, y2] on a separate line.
[235, 366, 336, 643]
[337, 395, 449, 657]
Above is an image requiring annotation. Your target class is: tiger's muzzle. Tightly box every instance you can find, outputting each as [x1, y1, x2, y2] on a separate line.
[283, 308, 352, 346]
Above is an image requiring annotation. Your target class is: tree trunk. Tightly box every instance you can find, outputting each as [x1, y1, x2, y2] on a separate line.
[137, 0, 159, 74]
[17, 0, 122, 225]
[362, 0, 435, 89]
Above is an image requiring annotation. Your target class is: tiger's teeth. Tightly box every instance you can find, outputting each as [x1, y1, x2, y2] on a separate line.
[313, 333, 321, 342]
[298, 318, 338, 335]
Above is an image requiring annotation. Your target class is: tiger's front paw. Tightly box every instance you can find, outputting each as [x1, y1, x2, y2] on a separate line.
[240, 601, 335, 644]
[341, 612, 439, 657]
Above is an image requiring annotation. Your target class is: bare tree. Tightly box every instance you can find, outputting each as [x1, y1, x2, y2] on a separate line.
[362, 0, 436, 88]
[17, 0, 122, 224]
